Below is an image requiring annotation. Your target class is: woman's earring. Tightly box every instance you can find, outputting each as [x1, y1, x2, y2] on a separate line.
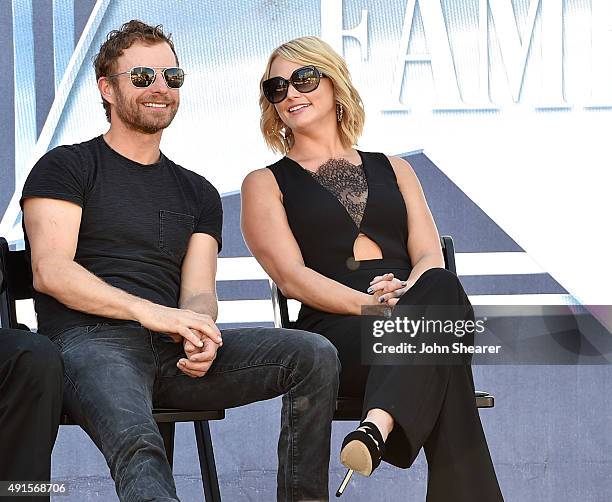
[337, 103, 344, 122]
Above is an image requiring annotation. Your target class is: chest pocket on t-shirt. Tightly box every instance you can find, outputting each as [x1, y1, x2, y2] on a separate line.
[159, 210, 195, 262]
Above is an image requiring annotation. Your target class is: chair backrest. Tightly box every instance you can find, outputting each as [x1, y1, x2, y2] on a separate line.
[0, 237, 34, 329]
[270, 235, 456, 329]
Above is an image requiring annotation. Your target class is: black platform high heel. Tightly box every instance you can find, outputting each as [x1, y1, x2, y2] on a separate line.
[336, 421, 385, 497]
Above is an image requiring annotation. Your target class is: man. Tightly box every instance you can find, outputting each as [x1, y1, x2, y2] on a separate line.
[0, 328, 63, 502]
[21, 20, 339, 502]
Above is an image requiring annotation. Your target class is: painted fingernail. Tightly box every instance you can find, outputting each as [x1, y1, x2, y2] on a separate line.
[378, 297, 385, 303]
[367, 287, 373, 294]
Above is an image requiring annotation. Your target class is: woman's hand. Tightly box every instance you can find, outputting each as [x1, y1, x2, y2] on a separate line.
[367, 273, 412, 307]
[360, 289, 392, 316]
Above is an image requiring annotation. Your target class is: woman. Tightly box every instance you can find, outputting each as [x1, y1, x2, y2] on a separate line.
[241, 36, 503, 501]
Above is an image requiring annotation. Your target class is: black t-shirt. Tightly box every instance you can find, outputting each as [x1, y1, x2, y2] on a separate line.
[20, 135, 222, 337]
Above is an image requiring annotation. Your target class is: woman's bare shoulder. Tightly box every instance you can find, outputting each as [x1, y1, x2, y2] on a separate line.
[242, 167, 278, 189]
[386, 154, 415, 171]
[384, 155, 421, 187]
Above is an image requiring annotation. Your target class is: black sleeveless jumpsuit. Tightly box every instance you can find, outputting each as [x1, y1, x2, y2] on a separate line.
[268, 151, 503, 501]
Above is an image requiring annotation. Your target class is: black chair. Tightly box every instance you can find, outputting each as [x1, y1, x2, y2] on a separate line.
[269, 235, 495, 416]
[0, 237, 223, 502]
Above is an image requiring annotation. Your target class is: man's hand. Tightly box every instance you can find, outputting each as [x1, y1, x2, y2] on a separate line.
[178, 336, 220, 378]
[134, 302, 223, 348]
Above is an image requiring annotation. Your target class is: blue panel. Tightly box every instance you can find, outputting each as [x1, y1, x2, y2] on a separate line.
[53, 0, 75, 89]
[0, 1, 15, 218]
[460, 273, 567, 295]
[217, 279, 270, 301]
[33, 0, 54, 136]
[219, 192, 250, 258]
[74, 0, 97, 43]
[12, 0, 36, 186]
[404, 152, 524, 252]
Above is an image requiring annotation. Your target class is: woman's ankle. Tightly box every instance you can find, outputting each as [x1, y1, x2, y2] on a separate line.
[363, 408, 394, 442]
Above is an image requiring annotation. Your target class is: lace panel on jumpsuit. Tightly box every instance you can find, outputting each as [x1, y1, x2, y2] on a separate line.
[306, 158, 368, 227]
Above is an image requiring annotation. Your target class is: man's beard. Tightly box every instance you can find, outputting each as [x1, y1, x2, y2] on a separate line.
[113, 85, 179, 134]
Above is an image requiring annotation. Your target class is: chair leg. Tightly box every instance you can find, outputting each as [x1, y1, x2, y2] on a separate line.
[158, 422, 176, 470]
[194, 420, 221, 502]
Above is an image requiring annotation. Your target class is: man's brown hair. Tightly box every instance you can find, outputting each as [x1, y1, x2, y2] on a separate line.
[93, 20, 179, 122]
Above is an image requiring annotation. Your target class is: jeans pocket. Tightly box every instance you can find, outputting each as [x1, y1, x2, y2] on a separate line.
[85, 323, 106, 334]
[159, 210, 195, 261]
[50, 324, 88, 350]
[48, 331, 64, 350]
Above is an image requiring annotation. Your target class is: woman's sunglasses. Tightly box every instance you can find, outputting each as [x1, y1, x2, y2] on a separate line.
[106, 66, 185, 89]
[262, 66, 327, 104]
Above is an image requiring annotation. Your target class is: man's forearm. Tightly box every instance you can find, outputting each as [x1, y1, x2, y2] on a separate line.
[33, 256, 150, 322]
[179, 292, 218, 321]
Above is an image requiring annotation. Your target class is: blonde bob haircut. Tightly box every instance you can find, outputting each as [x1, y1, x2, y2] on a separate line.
[259, 36, 365, 155]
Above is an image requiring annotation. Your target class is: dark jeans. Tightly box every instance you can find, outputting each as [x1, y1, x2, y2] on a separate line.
[49, 322, 340, 502]
[0, 328, 64, 502]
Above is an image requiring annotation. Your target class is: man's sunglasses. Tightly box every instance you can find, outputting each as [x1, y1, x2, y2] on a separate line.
[106, 66, 185, 89]
[262, 66, 327, 104]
